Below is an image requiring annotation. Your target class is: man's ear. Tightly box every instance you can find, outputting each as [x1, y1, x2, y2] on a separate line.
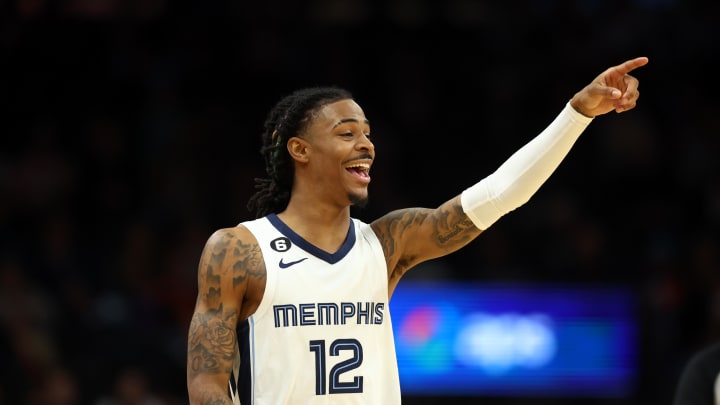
[287, 137, 310, 162]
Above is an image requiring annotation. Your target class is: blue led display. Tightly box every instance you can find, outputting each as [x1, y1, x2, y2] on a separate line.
[390, 281, 637, 397]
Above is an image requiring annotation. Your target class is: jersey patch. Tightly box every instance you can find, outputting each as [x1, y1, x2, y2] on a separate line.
[270, 236, 292, 252]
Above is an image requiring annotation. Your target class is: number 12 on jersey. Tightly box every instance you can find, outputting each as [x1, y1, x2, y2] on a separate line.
[309, 339, 364, 395]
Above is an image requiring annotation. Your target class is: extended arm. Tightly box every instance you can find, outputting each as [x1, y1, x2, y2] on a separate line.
[463, 56, 648, 230]
[372, 56, 648, 290]
[461, 101, 591, 229]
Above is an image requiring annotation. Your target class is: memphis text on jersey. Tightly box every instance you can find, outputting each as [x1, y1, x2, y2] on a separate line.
[273, 301, 385, 328]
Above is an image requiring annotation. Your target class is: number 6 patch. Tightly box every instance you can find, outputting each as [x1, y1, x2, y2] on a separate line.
[270, 237, 292, 252]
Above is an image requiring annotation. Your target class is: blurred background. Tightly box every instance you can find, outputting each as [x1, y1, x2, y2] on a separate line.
[1, 0, 719, 404]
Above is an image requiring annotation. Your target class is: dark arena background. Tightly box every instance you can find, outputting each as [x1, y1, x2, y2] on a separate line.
[2, 1, 719, 404]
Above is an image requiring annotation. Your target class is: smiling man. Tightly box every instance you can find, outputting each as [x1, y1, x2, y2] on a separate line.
[187, 57, 649, 405]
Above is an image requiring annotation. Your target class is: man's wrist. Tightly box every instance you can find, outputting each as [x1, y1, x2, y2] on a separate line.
[569, 97, 595, 119]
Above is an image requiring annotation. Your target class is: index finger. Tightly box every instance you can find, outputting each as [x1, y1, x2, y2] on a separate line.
[612, 56, 649, 75]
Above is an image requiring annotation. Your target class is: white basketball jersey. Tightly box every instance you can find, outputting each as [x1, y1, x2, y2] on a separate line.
[232, 214, 401, 404]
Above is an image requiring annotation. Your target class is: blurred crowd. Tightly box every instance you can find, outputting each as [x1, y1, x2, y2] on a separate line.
[2, 0, 720, 404]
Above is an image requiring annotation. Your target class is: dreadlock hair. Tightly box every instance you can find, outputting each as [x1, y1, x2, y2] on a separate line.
[247, 86, 354, 219]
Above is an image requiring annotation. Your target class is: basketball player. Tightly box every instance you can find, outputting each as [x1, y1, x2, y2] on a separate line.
[187, 56, 649, 404]
[673, 342, 720, 405]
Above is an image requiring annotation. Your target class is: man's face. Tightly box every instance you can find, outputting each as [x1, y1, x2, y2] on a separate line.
[299, 99, 374, 207]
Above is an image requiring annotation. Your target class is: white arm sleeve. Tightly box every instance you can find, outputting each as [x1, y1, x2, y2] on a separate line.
[461, 102, 593, 230]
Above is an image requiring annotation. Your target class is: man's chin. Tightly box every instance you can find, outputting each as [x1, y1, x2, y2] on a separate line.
[349, 193, 369, 208]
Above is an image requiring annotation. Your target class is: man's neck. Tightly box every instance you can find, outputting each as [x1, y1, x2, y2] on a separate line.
[277, 201, 351, 254]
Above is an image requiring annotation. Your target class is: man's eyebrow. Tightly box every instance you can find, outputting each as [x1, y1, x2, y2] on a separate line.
[333, 118, 370, 128]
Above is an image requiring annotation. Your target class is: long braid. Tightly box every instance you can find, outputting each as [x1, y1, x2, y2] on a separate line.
[247, 87, 353, 218]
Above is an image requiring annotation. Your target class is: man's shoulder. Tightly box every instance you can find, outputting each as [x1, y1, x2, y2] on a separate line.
[205, 223, 259, 250]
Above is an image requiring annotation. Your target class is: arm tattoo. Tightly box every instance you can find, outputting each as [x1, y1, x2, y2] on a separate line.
[373, 198, 482, 277]
[232, 238, 264, 288]
[188, 230, 258, 404]
[188, 231, 240, 378]
[203, 233, 231, 307]
[187, 304, 237, 376]
[376, 209, 429, 259]
[434, 201, 479, 247]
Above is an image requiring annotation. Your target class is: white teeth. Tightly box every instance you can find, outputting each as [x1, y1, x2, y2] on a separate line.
[346, 163, 370, 170]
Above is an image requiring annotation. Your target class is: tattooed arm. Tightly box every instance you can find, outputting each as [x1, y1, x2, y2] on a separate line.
[187, 226, 265, 405]
[371, 195, 481, 294]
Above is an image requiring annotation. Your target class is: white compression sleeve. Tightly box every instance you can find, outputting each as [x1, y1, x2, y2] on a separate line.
[461, 102, 593, 230]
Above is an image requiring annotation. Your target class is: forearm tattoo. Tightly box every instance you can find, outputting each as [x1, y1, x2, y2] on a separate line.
[374, 198, 481, 278]
[434, 201, 479, 247]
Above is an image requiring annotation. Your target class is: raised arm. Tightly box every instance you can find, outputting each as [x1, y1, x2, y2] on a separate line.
[372, 56, 649, 292]
[187, 227, 264, 405]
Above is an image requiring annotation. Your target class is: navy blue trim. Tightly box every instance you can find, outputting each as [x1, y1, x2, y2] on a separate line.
[267, 214, 355, 264]
[237, 319, 251, 404]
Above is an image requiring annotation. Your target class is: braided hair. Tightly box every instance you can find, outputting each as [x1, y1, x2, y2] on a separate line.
[247, 87, 353, 218]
